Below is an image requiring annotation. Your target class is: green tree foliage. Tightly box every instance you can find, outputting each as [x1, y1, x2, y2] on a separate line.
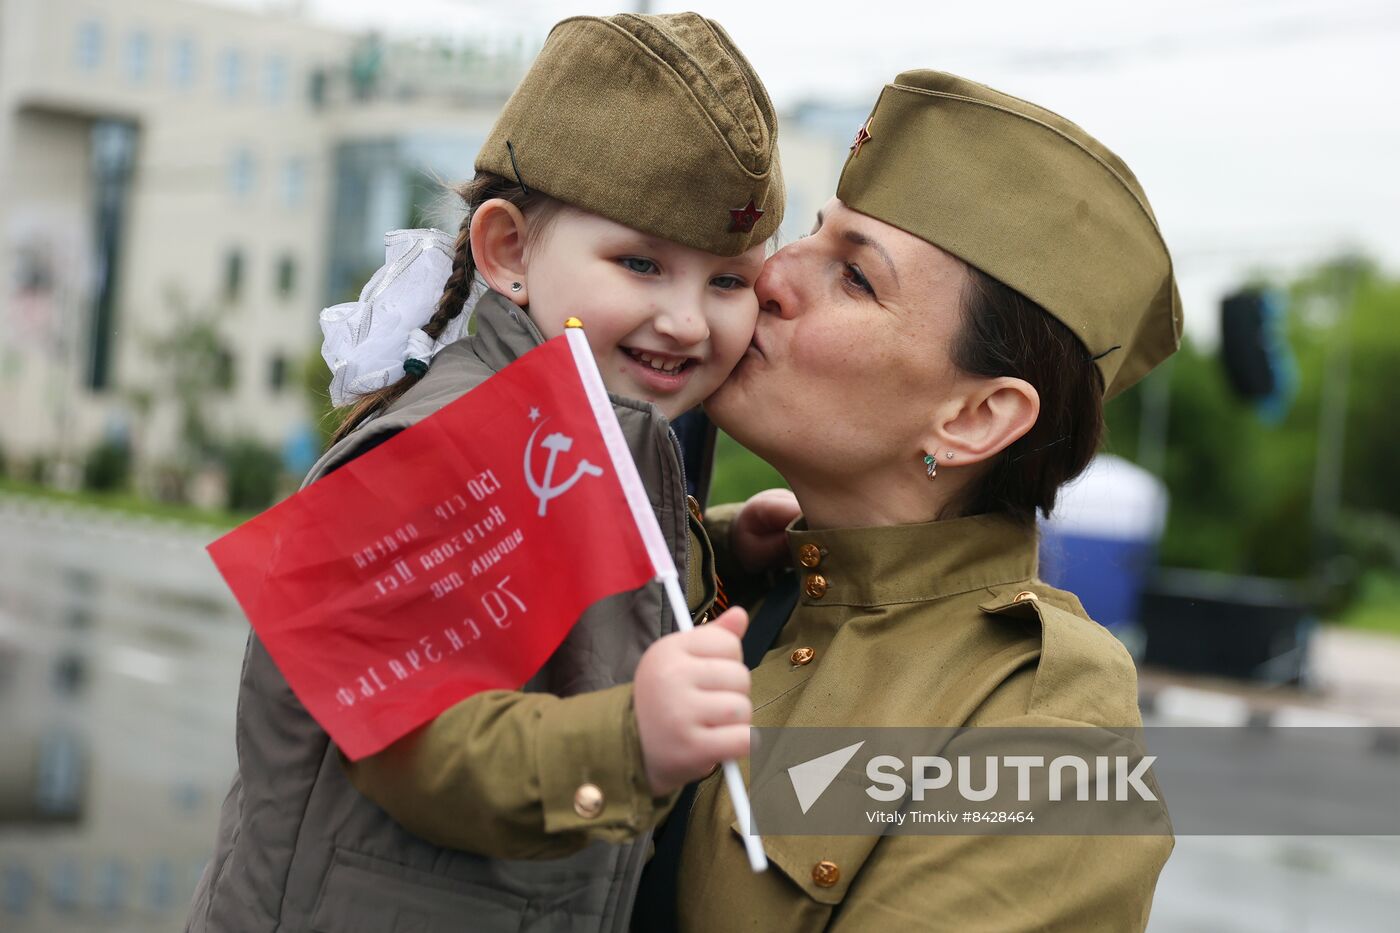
[1107, 256, 1400, 607]
[223, 437, 283, 511]
[709, 430, 788, 506]
[82, 439, 132, 492]
[148, 296, 232, 467]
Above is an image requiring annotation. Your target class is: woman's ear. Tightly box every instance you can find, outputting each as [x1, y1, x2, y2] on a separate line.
[469, 198, 531, 306]
[929, 376, 1040, 464]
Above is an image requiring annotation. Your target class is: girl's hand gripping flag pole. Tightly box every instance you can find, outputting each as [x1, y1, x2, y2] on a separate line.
[562, 319, 767, 873]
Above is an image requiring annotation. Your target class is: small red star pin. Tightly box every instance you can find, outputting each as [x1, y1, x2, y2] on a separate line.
[850, 117, 874, 157]
[729, 198, 764, 234]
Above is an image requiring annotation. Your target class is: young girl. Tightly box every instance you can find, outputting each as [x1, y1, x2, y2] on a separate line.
[187, 12, 788, 933]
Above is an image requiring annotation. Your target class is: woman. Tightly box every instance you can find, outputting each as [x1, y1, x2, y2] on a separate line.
[348, 68, 1180, 931]
[630, 69, 1181, 932]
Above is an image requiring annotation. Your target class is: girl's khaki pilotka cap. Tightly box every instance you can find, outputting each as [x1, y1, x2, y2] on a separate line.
[475, 12, 784, 257]
[837, 70, 1183, 399]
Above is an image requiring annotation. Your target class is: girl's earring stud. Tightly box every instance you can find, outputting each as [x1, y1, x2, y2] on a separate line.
[510, 282, 523, 293]
[924, 453, 937, 480]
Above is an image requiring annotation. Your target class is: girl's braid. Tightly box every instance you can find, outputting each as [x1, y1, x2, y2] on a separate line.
[422, 210, 476, 342]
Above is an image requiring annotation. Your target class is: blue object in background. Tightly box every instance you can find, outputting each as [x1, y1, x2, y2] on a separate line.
[95, 858, 127, 913]
[1038, 455, 1169, 639]
[282, 423, 321, 477]
[1220, 287, 1298, 425]
[3, 863, 34, 917]
[50, 857, 80, 911]
[34, 727, 85, 819]
[1254, 289, 1298, 425]
[148, 857, 175, 911]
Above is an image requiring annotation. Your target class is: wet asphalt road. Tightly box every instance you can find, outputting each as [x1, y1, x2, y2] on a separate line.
[0, 494, 1396, 931]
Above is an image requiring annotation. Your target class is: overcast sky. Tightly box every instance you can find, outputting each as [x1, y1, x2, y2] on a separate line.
[221, 0, 1400, 343]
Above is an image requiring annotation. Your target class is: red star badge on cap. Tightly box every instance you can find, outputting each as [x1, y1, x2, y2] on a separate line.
[729, 199, 764, 234]
[850, 117, 873, 157]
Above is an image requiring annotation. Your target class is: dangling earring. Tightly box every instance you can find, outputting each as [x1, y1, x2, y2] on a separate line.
[510, 282, 522, 293]
[923, 453, 937, 480]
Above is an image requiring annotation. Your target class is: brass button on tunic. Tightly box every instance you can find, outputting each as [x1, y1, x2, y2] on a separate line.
[573, 783, 605, 819]
[811, 860, 840, 888]
[798, 543, 822, 568]
[802, 574, 828, 599]
[790, 647, 815, 666]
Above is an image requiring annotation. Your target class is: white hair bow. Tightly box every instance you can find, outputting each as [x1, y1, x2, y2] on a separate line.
[319, 228, 474, 407]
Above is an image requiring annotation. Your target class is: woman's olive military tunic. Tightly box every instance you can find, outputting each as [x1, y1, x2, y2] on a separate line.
[670, 512, 1173, 932]
[339, 506, 1171, 931]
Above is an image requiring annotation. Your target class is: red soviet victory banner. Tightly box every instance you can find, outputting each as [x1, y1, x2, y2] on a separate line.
[207, 328, 674, 761]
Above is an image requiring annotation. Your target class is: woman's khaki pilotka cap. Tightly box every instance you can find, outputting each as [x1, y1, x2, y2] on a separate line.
[475, 12, 783, 257]
[837, 70, 1183, 398]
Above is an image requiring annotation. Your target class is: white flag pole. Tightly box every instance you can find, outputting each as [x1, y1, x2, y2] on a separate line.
[564, 321, 768, 874]
[656, 570, 767, 872]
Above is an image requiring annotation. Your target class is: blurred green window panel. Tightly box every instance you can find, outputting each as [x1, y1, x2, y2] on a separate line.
[224, 249, 244, 303]
[276, 254, 296, 298]
[269, 354, 288, 391]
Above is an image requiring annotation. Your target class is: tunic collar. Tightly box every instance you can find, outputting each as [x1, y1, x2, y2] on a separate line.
[785, 512, 1038, 608]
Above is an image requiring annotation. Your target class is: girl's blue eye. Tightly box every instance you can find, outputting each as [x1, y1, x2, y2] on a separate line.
[712, 275, 747, 291]
[620, 257, 659, 275]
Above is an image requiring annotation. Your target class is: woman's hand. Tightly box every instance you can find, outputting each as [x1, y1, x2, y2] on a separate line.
[634, 607, 752, 796]
[730, 488, 800, 573]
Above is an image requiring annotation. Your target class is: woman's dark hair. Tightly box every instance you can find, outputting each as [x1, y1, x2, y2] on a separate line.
[330, 172, 561, 444]
[951, 266, 1105, 524]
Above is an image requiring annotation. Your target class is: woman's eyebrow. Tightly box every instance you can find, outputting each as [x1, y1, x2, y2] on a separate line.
[842, 229, 899, 287]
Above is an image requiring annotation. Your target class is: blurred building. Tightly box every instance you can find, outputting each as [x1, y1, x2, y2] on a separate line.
[0, 0, 859, 497]
[0, 0, 524, 490]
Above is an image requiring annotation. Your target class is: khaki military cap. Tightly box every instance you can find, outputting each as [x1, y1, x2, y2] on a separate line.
[476, 12, 783, 257]
[837, 70, 1182, 398]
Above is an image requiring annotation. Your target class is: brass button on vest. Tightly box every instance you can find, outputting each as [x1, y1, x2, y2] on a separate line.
[686, 495, 703, 522]
[798, 543, 822, 568]
[803, 574, 828, 600]
[1013, 591, 1039, 603]
[812, 860, 840, 887]
[573, 783, 605, 819]
[790, 646, 815, 666]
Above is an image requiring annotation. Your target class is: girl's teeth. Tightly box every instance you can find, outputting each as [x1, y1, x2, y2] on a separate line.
[633, 350, 684, 373]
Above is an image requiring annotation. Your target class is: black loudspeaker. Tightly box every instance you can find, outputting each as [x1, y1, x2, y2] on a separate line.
[1220, 289, 1279, 401]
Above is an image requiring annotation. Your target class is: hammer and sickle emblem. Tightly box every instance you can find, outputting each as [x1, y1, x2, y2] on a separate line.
[524, 421, 604, 516]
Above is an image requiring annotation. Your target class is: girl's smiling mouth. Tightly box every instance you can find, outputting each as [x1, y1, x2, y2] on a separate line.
[620, 346, 700, 392]
[622, 346, 697, 374]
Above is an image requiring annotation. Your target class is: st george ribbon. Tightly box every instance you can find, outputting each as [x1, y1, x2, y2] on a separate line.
[207, 322, 769, 871]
